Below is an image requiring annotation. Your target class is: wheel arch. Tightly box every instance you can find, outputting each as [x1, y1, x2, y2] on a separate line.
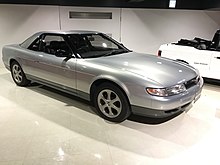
[9, 58, 22, 69]
[90, 76, 131, 105]
[9, 58, 20, 69]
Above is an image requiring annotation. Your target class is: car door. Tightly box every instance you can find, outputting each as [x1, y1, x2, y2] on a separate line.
[190, 49, 212, 77]
[27, 34, 77, 91]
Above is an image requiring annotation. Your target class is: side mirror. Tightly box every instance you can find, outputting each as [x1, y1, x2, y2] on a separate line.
[120, 43, 125, 47]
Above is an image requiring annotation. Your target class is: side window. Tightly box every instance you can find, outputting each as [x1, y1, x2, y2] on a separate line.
[89, 35, 119, 49]
[42, 35, 72, 56]
[28, 38, 41, 51]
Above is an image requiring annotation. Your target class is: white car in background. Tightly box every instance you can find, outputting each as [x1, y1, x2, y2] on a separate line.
[159, 30, 220, 80]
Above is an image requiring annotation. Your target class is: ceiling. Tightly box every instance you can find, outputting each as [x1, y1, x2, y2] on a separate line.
[0, 0, 219, 10]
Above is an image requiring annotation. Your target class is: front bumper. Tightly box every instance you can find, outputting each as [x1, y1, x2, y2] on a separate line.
[131, 77, 203, 118]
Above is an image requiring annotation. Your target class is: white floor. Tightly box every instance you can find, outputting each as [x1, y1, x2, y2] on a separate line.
[0, 68, 220, 165]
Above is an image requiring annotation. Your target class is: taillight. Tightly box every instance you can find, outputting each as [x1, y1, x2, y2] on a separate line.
[158, 50, 162, 57]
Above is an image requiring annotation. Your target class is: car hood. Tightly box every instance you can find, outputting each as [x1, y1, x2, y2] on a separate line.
[89, 52, 198, 87]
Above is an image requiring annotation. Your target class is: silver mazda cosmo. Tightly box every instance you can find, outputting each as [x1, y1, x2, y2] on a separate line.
[2, 31, 203, 122]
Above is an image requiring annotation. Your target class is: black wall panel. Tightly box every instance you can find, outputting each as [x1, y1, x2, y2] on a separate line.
[0, 0, 219, 10]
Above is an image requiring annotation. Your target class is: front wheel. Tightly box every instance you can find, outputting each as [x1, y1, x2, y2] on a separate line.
[10, 61, 30, 86]
[93, 83, 131, 122]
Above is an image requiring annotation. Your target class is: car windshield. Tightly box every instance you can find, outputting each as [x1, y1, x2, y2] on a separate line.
[68, 33, 130, 58]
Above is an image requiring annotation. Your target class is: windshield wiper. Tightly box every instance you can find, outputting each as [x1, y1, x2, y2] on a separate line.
[103, 49, 130, 57]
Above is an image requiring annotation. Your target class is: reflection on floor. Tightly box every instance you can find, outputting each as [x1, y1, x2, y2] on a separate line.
[0, 68, 220, 165]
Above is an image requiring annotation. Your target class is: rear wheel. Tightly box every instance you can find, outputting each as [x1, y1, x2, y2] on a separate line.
[93, 83, 131, 122]
[10, 61, 30, 86]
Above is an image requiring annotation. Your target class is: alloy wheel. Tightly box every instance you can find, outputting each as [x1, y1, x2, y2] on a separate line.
[12, 64, 23, 84]
[97, 89, 122, 118]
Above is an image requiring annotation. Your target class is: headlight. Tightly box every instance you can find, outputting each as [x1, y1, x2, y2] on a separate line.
[146, 84, 186, 97]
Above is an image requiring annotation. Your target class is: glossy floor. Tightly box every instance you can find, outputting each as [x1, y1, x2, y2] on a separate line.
[0, 68, 220, 165]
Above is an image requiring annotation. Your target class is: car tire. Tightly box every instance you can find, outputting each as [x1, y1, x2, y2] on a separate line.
[10, 61, 30, 86]
[93, 83, 131, 123]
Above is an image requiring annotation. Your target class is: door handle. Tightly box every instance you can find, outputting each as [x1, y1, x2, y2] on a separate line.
[214, 57, 220, 59]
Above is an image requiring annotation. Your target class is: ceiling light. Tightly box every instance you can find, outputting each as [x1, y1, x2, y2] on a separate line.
[169, 0, 176, 8]
[128, 0, 144, 2]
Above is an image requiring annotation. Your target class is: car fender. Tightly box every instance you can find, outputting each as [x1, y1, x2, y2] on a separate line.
[2, 45, 24, 70]
[90, 74, 131, 99]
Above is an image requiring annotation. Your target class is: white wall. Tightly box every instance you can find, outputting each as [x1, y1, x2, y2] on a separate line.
[0, 5, 220, 67]
[121, 9, 220, 54]
[59, 6, 121, 41]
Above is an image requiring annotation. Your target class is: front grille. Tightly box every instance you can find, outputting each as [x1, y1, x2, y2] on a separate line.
[184, 76, 199, 89]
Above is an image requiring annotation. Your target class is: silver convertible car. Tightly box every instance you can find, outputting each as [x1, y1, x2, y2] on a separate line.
[2, 31, 203, 122]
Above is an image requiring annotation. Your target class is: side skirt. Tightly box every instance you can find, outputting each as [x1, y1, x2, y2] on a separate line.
[26, 74, 90, 101]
